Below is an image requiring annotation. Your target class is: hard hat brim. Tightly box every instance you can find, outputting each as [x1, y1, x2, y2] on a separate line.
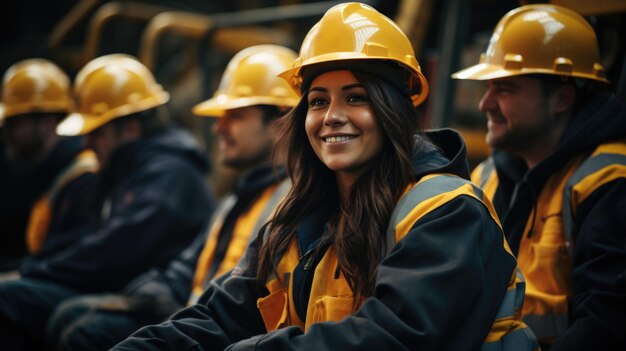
[279, 58, 429, 107]
[192, 96, 299, 118]
[452, 63, 504, 81]
[57, 92, 169, 135]
[452, 62, 610, 83]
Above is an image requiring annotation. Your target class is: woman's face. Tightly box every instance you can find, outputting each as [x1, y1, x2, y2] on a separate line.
[305, 70, 383, 187]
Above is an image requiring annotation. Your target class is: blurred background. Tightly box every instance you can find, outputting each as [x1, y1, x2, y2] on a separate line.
[1, 0, 624, 195]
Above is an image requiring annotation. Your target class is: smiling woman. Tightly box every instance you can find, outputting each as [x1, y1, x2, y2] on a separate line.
[304, 70, 383, 196]
[112, 3, 539, 351]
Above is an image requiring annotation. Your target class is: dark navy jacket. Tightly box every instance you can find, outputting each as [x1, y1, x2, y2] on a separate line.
[113, 130, 524, 351]
[0, 137, 95, 271]
[123, 165, 287, 308]
[19, 127, 216, 292]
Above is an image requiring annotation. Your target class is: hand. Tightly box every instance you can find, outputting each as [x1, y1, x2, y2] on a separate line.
[95, 295, 134, 311]
[100, 293, 182, 321]
[0, 270, 20, 282]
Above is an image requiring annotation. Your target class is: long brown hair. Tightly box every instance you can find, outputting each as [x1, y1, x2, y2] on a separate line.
[257, 69, 421, 307]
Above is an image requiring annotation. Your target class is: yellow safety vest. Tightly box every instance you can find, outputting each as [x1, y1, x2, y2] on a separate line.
[189, 180, 290, 305]
[26, 149, 98, 254]
[472, 139, 626, 343]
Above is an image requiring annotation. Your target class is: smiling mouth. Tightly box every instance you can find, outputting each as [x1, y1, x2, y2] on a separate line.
[323, 135, 356, 143]
[487, 113, 506, 123]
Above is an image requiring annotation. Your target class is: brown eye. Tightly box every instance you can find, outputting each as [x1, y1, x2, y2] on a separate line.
[347, 94, 369, 104]
[308, 97, 327, 108]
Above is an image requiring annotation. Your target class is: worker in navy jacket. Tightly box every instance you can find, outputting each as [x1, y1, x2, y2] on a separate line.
[45, 45, 298, 350]
[0, 54, 216, 350]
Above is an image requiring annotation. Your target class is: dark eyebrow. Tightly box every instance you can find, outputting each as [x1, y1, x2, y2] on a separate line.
[308, 87, 327, 94]
[341, 83, 364, 91]
[308, 83, 365, 94]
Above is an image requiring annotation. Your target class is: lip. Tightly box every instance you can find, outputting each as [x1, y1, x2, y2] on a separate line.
[486, 114, 507, 124]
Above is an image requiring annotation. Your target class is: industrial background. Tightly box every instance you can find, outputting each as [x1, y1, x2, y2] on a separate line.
[2, 0, 624, 194]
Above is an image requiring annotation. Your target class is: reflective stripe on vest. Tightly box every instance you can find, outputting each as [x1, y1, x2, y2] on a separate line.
[387, 174, 536, 351]
[482, 326, 541, 351]
[485, 267, 539, 351]
[479, 157, 495, 188]
[251, 180, 291, 242]
[189, 179, 290, 305]
[494, 269, 525, 320]
[385, 173, 485, 252]
[471, 157, 499, 202]
[562, 145, 626, 255]
[26, 149, 98, 254]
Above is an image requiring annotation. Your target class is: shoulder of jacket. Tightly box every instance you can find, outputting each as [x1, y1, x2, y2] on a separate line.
[567, 139, 626, 189]
[386, 174, 489, 250]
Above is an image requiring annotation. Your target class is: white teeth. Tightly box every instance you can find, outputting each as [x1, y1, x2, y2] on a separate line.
[324, 136, 355, 143]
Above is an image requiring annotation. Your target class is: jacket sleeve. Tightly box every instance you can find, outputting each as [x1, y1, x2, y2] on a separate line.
[551, 179, 626, 351]
[19, 158, 215, 292]
[112, 267, 268, 351]
[114, 195, 515, 351]
[123, 226, 209, 305]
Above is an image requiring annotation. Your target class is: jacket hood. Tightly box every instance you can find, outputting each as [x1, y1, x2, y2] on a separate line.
[100, 127, 209, 193]
[233, 164, 287, 197]
[110, 127, 209, 173]
[559, 93, 626, 156]
[138, 127, 210, 173]
[412, 128, 471, 181]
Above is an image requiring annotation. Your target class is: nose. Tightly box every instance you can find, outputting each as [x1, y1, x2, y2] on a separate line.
[479, 88, 496, 112]
[323, 101, 347, 127]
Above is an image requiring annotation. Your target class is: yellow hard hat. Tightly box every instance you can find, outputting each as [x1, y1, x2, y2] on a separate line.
[57, 54, 169, 136]
[193, 45, 300, 117]
[279, 2, 429, 106]
[1, 59, 73, 121]
[452, 4, 608, 82]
